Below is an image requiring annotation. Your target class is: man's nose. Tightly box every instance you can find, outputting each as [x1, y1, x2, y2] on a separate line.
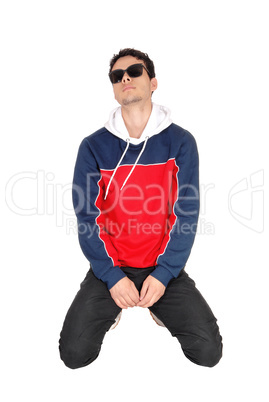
[122, 72, 131, 83]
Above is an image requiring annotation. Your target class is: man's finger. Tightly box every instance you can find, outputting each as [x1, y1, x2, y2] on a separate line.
[130, 285, 140, 304]
[115, 298, 128, 309]
[137, 289, 154, 307]
[139, 281, 149, 301]
[124, 294, 137, 307]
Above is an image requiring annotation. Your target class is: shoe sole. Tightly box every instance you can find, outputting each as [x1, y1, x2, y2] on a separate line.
[109, 311, 122, 330]
[149, 310, 165, 327]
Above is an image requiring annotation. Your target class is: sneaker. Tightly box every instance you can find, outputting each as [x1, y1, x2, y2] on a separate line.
[149, 310, 165, 327]
[109, 311, 122, 330]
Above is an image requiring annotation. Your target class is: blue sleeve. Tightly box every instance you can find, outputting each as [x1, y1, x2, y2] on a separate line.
[150, 131, 200, 287]
[72, 137, 126, 290]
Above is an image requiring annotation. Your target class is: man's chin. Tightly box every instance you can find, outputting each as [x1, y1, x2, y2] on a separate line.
[122, 96, 142, 106]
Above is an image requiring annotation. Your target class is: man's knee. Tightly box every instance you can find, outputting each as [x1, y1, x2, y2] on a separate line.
[195, 341, 222, 367]
[59, 342, 100, 369]
[183, 337, 223, 368]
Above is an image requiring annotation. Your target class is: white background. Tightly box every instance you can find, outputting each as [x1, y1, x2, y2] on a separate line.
[1, 0, 268, 401]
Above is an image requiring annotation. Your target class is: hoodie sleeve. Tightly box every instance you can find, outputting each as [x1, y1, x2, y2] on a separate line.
[72, 137, 126, 290]
[150, 130, 200, 287]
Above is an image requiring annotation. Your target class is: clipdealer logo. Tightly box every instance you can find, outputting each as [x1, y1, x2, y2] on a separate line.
[228, 170, 264, 233]
[4, 170, 215, 236]
[5, 169, 265, 234]
[5, 170, 74, 227]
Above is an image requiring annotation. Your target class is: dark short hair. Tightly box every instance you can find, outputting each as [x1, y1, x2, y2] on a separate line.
[109, 48, 155, 79]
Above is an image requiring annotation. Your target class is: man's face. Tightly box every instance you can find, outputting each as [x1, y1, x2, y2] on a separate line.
[111, 56, 157, 107]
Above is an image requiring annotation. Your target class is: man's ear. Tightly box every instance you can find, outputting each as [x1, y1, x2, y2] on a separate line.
[151, 77, 158, 92]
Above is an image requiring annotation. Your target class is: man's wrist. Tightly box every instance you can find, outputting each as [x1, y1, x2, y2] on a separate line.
[150, 266, 174, 288]
[101, 266, 127, 290]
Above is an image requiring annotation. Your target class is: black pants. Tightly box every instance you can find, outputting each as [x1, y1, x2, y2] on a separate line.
[59, 267, 223, 369]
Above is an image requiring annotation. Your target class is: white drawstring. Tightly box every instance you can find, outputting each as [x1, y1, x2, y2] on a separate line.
[104, 136, 150, 200]
[104, 138, 130, 200]
[120, 136, 149, 190]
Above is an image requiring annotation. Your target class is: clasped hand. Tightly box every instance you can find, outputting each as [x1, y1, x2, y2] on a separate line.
[109, 276, 165, 309]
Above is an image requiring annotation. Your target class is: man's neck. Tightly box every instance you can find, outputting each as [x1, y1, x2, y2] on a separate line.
[121, 101, 152, 139]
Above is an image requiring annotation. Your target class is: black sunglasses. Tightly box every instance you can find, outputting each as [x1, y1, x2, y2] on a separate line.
[109, 63, 150, 84]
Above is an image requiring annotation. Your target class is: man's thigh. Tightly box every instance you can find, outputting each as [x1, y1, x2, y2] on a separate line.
[149, 270, 222, 366]
[59, 268, 121, 366]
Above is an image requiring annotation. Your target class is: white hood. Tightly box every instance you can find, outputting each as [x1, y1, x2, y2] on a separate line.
[105, 102, 172, 145]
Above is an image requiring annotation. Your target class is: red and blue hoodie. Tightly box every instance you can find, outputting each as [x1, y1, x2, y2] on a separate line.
[72, 103, 199, 290]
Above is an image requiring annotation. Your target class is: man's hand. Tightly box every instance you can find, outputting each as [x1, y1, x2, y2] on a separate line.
[137, 276, 166, 308]
[109, 277, 140, 309]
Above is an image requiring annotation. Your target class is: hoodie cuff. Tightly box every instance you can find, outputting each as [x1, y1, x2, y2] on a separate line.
[150, 266, 175, 288]
[100, 266, 127, 290]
